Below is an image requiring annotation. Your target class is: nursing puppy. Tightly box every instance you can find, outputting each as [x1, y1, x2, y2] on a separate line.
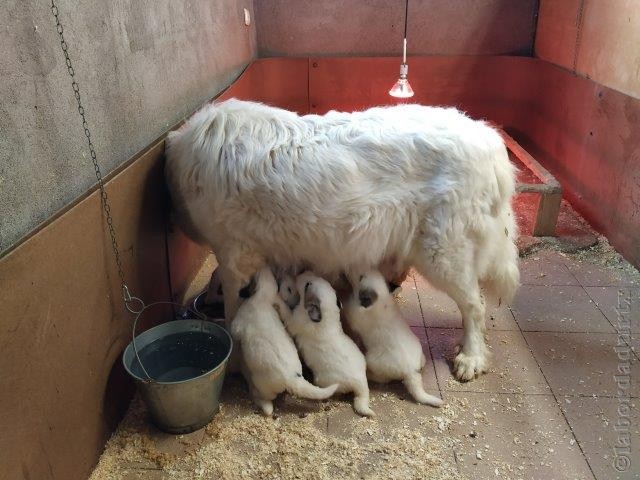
[230, 267, 338, 416]
[345, 270, 443, 407]
[281, 272, 374, 417]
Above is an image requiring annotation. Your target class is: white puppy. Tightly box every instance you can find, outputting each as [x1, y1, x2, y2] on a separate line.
[230, 267, 338, 416]
[281, 272, 374, 417]
[345, 270, 443, 407]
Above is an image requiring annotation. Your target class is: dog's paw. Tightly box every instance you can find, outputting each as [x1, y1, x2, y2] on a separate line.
[453, 348, 488, 382]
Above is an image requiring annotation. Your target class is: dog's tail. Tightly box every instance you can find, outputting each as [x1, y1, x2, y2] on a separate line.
[485, 244, 520, 306]
[404, 371, 444, 407]
[482, 129, 520, 305]
[287, 376, 338, 400]
[481, 220, 520, 307]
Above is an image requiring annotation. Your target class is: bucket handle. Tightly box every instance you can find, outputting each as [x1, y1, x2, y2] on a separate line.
[131, 300, 208, 383]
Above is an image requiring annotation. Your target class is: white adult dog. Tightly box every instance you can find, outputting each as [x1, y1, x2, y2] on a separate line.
[345, 269, 443, 407]
[165, 99, 519, 381]
[230, 267, 338, 416]
[280, 272, 374, 417]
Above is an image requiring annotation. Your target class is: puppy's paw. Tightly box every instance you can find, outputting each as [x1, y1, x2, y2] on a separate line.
[453, 348, 488, 382]
[256, 399, 274, 417]
[355, 405, 375, 417]
[354, 396, 375, 417]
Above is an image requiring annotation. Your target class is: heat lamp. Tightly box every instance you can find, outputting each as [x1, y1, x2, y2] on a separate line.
[389, 0, 414, 98]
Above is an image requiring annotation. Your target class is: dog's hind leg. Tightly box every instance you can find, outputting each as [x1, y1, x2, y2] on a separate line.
[218, 244, 265, 328]
[413, 238, 488, 382]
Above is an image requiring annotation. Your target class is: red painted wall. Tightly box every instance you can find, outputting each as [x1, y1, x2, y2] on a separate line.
[535, 0, 640, 100]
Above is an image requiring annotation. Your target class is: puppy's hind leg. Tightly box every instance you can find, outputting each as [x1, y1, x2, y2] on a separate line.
[353, 385, 375, 417]
[248, 383, 275, 416]
[254, 397, 274, 417]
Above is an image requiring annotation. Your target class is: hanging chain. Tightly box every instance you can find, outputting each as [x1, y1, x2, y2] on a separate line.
[572, 0, 585, 73]
[50, 0, 143, 313]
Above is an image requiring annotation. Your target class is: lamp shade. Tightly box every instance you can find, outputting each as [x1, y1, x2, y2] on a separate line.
[389, 77, 414, 98]
[389, 63, 414, 98]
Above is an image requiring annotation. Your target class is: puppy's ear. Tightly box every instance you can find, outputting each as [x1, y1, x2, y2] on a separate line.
[358, 288, 378, 308]
[238, 277, 256, 299]
[304, 282, 322, 322]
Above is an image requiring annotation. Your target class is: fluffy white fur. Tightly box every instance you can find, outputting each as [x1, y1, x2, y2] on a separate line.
[165, 99, 520, 381]
[345, 270, 443, 407]
[230, 268, 338, 416]
[281, 272, 374, 417]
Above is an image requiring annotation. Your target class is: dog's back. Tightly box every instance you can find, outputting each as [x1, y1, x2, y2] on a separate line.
[165, 100, 515, 279]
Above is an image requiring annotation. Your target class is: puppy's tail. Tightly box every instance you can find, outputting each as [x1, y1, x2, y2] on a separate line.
[404, 371, 443, 407]
[287, 376, 338, 400]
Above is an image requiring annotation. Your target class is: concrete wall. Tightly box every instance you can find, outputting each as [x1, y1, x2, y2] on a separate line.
[256, 0, 539, 57]
[1, 0, 257, 255]
[535, 0, 640, 99]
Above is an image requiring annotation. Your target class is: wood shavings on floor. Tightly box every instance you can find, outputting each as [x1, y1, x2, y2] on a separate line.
[90, 379, 465, 480]
[523, 235, 640, 283]
[568, 236, 640, 282]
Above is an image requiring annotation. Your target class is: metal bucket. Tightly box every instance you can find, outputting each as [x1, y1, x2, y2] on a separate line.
[123, 317, 232, 434]
[191, 290, 226, 326]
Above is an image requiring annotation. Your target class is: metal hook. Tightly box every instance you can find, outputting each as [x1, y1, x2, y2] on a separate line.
[122, 284, 145, 314]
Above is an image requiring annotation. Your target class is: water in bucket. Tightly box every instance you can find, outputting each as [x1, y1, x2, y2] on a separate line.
[129, 331, 228, 382]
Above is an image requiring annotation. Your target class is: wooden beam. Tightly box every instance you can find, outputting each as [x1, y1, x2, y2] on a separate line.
[500, 129, 563, 237]
[516, 183, 561, 194]
[533, 191, 562, 236]
[500, 130, 561, 190]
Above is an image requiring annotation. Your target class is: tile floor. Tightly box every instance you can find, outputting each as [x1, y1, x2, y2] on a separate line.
[91, 248, 640, 480]
[410, 251, 640, 479]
